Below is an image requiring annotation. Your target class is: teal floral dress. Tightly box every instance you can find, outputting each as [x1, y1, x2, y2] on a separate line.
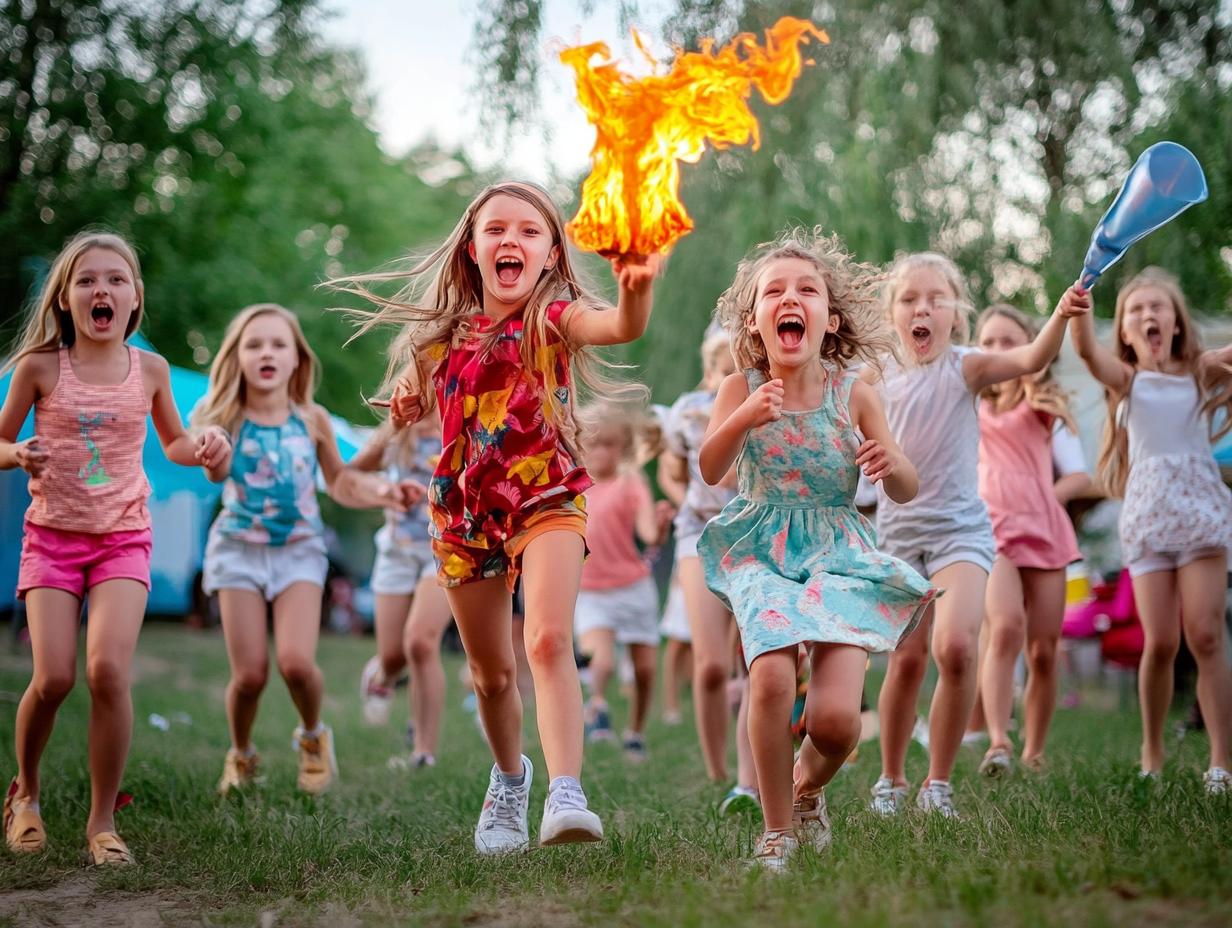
[699, 369, 936, 663]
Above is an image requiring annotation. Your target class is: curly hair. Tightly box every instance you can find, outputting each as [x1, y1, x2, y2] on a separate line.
[713, 227, 897, 377]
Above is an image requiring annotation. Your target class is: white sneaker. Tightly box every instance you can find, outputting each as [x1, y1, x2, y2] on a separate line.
[911, 717, 930, 749]
[746, 830, 799, 872]
[539, 777, 603, 846]
[360, 657, 393, 727]
[978, 748, 1013, 779]
[474, 756, 533, 855]
[916, 780, 959, 819]
[792, 789, 832, 852]
[1203, 766, 1231, 795]
[961, 730, 990, 748]
[869, 777, 908, 816]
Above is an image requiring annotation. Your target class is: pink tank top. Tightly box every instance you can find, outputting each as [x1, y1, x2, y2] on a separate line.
[27, 347, 151, 533]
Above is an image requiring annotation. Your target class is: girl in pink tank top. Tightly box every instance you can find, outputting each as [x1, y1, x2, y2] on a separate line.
[0, 231, 232, 866]
[974, 304, 1091, 779]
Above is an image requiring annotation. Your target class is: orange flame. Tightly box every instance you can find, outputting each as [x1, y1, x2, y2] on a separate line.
[561, 16, 828, 256]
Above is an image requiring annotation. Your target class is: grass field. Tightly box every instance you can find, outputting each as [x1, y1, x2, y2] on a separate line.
[1, 623, 1230, 927]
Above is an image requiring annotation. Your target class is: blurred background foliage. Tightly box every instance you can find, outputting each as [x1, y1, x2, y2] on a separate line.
[2, 0, 1229, 414]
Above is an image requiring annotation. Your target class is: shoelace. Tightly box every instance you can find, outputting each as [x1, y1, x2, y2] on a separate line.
[480, 781, 524, 831]
[299, 736, 325, 772]
[546, 782, 589, 815]
[872, 779, 900, 801]
[755, 831, 791, 858]
[925, 782, 954, 810]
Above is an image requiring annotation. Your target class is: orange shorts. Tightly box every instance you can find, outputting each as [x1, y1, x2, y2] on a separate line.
[433, 501, 587, 592]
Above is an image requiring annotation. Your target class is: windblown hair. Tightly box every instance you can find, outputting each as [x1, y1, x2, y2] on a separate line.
[3, 230, 144, 374]
[713, 227, 897, 378]
[191, 304, 321, 438]
[976, 304, 1077, 433]
[579, 398, 664, 471]
[1096, 267, 1232, 497]
[331, 180, 640, 457]
[881, 251, 975, 349]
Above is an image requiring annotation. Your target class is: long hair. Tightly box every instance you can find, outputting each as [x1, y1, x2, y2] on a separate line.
[1096, 267, 1232, 497]
[2, 230, 144, 374]
[976, 304, 1077, 433]
[331, 180, 638, 457]
[881, 251, 974, 351]
[713, 227, 897, 379]
[578, 398, 664, 472]
[696, 329, 733, 390]
[191, 304, 321, 437]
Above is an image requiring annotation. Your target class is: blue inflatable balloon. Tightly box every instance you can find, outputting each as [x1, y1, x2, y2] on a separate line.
[1079, 142, 1208, 289]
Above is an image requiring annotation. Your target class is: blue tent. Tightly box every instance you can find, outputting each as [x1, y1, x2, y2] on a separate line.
[1, 336, 367, 615]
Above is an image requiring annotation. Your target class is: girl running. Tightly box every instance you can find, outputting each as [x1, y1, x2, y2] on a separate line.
[698, 228, 935, 870]
[341, 181, 658, 853]
[1071, 267, 1232, 791]
[1, 231, 231, 864]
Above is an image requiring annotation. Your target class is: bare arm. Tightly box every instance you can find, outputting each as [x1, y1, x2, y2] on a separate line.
[632, 474, 673, 546]
[1054, 471, 1093, 505]
[698, 372, 783, 485]
[965, 287, 1090, 393]
[312, 405, 420, 511]
[657, 451, 688, 506]
[561, 253, 661, 347]
[0, 354, 49, 475]
[850, 379, 918, 504]
[1068, 294, 1134, 394]
[145, 353, 232, 481]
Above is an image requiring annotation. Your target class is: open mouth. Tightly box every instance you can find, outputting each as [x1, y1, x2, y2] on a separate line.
[258, 364, 277, 379]
[495, 256, 523, 286]
[776, 315, 805, 349]
[91, 304, 115, 328]
[1144, 321, 1163, 353]
[910, 323, 932, 351]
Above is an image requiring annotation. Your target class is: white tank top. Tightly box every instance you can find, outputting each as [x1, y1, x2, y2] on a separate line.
[1121, 370, 1215, 465]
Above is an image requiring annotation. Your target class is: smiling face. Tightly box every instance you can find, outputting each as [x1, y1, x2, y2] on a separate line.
[891, 265, 961, 364]
[1120, 284, 1178, 367]
[467, 193, 560, 317]
[238, 311, 299, 396]
[749, 256, 839, 371]
[62, 247, 140, 345]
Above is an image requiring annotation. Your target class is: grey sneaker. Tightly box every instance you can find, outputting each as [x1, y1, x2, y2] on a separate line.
[474, 756, 533, 855]
[869, 777, 908, 816]
[1203, 766, 1231, 795]
[916, 779, 959, 819]
[979, 747, 1013, 779]
[792, 789, 832, 852]
[539, 776, 603, 846]
[746, 829, 799, 873]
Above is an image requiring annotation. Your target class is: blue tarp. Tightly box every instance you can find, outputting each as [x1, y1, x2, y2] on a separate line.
[0, 336, 367, 614]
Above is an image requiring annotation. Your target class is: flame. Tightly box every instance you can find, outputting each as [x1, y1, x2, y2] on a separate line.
[561, 16, 828, 256]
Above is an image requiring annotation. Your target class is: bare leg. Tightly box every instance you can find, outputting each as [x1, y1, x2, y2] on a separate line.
[926, 562, 988, 784]
[628, 643, 656, 735]
[735, 672, 757, 789]
[662, 638, 690, 718]
[218, 588, 270, 751]
[579, 628, 616, 712]
[403, 576, 452, 756]
[877, 604, 932, 787]
[679, 556, 732, 781]
[1132, 569, 1180, 773]
[746, 648, 797, 833]
[796, 644, 868, 792]
[982, 557, 1025, 755]
[1019, 567, 1066, 763]
[1177, 554, 1232, 771]
[12, 589, 80, 806]
[272, 582, 325, 730]
[373, 592, 413, 682]
[82, 579, 146, 839]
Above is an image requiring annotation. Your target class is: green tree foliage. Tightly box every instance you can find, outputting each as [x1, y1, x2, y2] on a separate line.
[474, 0, 1231, 402]
[0, 0, 478, 418]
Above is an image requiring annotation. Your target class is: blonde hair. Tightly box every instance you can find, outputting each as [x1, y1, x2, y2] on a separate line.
[713, 227, 896, 378]
[333, 180, 639, 456]
[579, 399, 664, 471]
[1096, 267, 1232, 497]
[191, 304, 321, 437]
[976, 304, 1077, 433]
[3, 230, 144, 374]
[698, 330, 733, 389]
[881, 251, 974, 347]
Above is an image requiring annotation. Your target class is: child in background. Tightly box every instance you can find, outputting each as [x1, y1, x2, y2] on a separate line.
[351, 411, 454, 770]
[341, 180, 658, 852]
[868, 253, 1089, 818]
[1, 231, 231, 864]
[1071, 267, 1232, 792]
[975, 304, 1091, 776]
[699, 228, 935, 870]
[194, 303, 415, 797]
[575, 401, 675, 758]
[657, 574, 692, 725]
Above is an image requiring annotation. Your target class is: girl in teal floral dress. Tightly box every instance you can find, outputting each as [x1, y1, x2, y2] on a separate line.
[698, 229, 937, 870]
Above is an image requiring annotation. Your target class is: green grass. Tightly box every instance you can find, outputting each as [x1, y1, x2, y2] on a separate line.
[1, 624, 1230, 927]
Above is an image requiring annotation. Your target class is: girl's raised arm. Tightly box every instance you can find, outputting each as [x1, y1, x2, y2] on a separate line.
[311, 405, 420, 512]
[0, 354, 51, 475]
[698, 371, 781, 485]
[563, 254, 661, 347]
[144, 353, 231, 481]
[1068, 293, 1134, 394]
[965, 286, 1092, 393]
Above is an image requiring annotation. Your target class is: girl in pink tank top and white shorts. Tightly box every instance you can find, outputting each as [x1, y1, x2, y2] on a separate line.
[0, 232, 232, 866]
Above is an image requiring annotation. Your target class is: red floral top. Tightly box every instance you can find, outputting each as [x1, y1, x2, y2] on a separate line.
[427, 300, 592, 549]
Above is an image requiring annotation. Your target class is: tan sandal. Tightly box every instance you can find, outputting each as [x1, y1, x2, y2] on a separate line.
[4, 780, 46, 854]
[87, 830, 134, 866]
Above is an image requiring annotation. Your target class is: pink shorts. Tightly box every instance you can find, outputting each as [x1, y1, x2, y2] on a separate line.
[18, 520, 152, 600]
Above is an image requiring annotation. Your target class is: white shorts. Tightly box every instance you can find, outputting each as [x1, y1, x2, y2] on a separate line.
[1128, 545, 1227, 579]
[203, 532, 328, 600]
[658, 581, 691, 642]
[371, 542, 436, 595]
[880, 525, 994, 578]
[575, 575, 659, 646]
[674, 531, 702, 561]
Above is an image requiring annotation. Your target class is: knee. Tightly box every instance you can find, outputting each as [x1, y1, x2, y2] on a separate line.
[470, 661, 515, 700]
[696, 659, 728, 693]
[1143, 634, 1180, 665]
[85, 658, 127, 700]
[990, 620, 1025, 656]
[805, 707, 861, 758]
[525, 627, 571, 668]
[890, 648, 929, 683]
[1185, 625, 1223, 662]
[1025, 636, 1059, 674]
[32, 669, 75, 704]
[934, 636, 976, 678]
[277, 656, 315, 688]
[231, 664, 268, 697]
[406, 635, 437, 667]
[750, 669, 795, 709]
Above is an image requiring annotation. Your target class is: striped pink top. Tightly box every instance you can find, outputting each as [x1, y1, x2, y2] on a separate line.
[27, 347, 151, 533]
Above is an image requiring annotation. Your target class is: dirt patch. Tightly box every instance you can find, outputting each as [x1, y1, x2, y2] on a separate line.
[0, 874, 201, 928]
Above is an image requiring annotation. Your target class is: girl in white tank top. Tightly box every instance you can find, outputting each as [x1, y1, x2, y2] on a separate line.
[867, 253, 1091, 819]
[1071, 266, 1232, 793]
